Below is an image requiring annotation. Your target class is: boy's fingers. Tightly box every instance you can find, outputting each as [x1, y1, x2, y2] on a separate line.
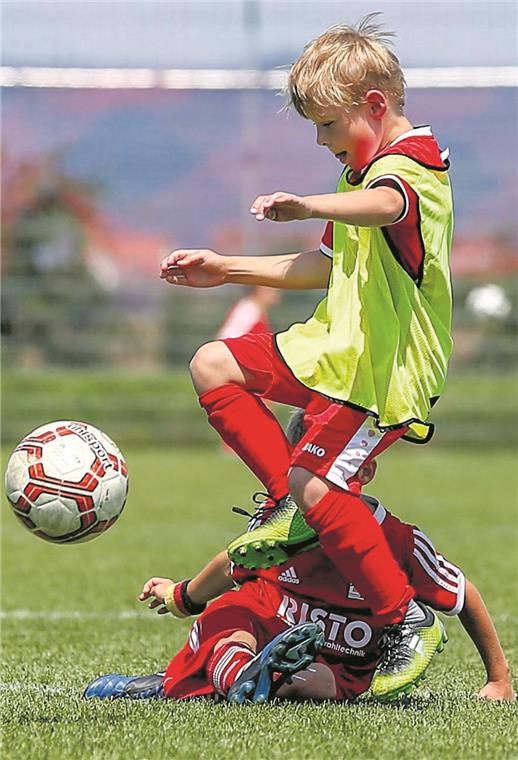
[250, 195, 265, 212]
[167, 252, 204, 270]
[161, 269, 187, 282]
[160, 250, 190, 271]
[164, 274, 188, 285]
[141, 577, 164, 595]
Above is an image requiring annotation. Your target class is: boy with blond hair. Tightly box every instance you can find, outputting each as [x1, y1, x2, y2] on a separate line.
[160, 15, 454, 696]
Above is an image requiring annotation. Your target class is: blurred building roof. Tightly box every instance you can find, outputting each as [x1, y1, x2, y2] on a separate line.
[452, 238, 518, 278]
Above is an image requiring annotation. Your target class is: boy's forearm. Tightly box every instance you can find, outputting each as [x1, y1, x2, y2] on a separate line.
[225, 249, 331, 289]
[186, 551, 234, 605]
[458, 578, 511, 682]
[306, 187, 404, 227]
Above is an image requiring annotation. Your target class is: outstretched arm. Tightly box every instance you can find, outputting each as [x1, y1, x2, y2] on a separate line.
[160, 248, 331, 290]
[186, 550, 234, 604]
[139, 550, 234, 616]
[458, 578, 514, 701]
[249, 187, 404, 227]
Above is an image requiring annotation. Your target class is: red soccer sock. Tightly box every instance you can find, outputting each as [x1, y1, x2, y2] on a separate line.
[304, 490, 413, 623]
[199, 383, 291, 501]
[207, 642, 255, 695]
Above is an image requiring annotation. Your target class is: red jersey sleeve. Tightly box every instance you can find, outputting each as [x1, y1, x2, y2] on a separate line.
[320, 221, 333, 257]
[216, 298, 268, 339]
[381, 509, 465, 616]
[365, 174, 426, 285]
[406, 525, 465, 615]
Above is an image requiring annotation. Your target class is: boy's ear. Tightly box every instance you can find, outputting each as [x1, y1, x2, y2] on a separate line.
[364, 90, 387, 119]
[357, 459, 377, 485]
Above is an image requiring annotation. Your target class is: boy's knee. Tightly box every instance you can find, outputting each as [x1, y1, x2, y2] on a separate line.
[213, 630, 257, 653]
[189, 341, 244, 394]
[288, 467, 329, 513]
[276, 662, 337, 702]
[189, 342, 227, 393]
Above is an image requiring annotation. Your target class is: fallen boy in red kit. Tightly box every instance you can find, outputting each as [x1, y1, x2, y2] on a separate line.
[84, 412, 513, 704]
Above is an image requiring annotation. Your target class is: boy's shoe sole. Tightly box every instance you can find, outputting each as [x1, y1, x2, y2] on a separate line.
[83, 672, 164, 700]
[228, 497, 318, 569]
[227, 622, 324, 705]
[370, 607, 448, 702]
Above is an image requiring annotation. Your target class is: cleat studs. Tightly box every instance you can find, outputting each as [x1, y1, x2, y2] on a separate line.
[238, 547, 247, 556]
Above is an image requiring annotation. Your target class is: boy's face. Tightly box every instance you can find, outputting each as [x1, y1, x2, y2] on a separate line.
[311, 95, 386, 172]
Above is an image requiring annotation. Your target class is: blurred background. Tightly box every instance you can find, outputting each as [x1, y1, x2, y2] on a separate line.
[2, 0, 517, 448]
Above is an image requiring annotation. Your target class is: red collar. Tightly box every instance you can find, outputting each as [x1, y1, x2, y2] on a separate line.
[347, 130, 449, 185]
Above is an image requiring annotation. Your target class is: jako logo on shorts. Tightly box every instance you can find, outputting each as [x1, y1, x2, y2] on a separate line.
[302, 442, 326, 457]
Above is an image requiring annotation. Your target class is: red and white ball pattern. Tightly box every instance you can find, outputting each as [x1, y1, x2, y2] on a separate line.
[5, 421, 128, 543]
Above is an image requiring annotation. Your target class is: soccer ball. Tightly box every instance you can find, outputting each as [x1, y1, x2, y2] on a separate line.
[4, 421, 128, 544]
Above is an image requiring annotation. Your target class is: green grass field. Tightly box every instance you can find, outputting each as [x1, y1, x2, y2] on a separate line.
[1, 444, 516, 759]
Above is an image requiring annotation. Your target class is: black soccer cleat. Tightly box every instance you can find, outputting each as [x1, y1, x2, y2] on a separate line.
[83, 672, 165, 700]
[226, 622, 324, 705]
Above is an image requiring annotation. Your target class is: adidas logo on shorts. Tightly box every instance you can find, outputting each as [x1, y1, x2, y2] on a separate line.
[278, 566, 300, 584]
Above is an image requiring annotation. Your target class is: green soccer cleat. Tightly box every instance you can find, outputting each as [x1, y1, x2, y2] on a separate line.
[228, 495, 318, 569]
[370, 603, 448, 702]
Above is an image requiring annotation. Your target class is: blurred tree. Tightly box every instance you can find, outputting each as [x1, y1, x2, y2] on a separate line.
[2, 152, 113, 366]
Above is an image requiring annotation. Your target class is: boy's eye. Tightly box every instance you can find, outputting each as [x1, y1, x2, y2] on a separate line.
[322, 122, 333, 128]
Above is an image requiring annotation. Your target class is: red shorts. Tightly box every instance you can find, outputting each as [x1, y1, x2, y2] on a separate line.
[163, 579, 379, 703]
[223, 333, 407, 492]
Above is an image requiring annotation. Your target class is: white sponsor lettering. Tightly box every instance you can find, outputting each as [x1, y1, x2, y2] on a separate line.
[276, 594, 372, 655]
[302, 442, 326, 458]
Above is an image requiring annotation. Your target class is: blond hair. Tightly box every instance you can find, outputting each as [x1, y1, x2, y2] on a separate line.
[287, 13, 405, 118]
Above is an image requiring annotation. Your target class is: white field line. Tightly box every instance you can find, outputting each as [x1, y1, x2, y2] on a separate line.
[0, 682, 73, 695]
[1, 66, 517, 89]
[1, 609, 516, 623]
[0, 609, 152, 620]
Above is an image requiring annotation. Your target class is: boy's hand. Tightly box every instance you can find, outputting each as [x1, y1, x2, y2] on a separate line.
[159, 249, 228, 287]
[478, 679, 515, 701]
[139, 576, 174, 615]
[250, 192, 313, 222]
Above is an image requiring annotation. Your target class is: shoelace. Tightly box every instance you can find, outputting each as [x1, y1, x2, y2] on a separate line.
[232, 492, 284, 529]
[377, 624, 413, 673]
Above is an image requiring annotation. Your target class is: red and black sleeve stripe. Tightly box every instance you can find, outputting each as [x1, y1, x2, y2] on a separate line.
[367, 175, 426, 286]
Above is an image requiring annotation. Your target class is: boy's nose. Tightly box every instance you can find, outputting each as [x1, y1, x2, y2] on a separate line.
[316, 131, 327, 147]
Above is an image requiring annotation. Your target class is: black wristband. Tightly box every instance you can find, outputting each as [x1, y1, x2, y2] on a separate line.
[180, 579, 207, 615]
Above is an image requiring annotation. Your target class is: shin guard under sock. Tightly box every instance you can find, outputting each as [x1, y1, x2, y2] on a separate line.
[305, 490, 413, 622]
[199, 383, 291, 501]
